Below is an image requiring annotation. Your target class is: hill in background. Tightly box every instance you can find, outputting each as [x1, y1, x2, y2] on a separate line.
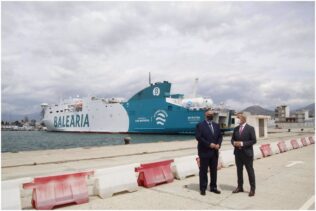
[242, 103, 315, 117]
[242, 105, 274, 116]
[292, 103, 315, 117]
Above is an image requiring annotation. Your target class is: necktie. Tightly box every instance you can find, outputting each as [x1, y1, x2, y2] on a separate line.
[209, 122, 214, 134]
[239, 125, 243, 135]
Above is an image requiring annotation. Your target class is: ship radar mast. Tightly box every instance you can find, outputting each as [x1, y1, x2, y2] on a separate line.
[149, 72, 152, 85]
[192, 78, 199, 97]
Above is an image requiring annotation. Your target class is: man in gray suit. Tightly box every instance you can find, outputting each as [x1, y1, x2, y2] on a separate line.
[231, 113, 256, 197]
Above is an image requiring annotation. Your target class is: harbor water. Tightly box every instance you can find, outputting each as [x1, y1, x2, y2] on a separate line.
[1, 131, 195, 153]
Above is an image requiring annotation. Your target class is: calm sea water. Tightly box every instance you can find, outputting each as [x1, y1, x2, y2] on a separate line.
[1, 131, 195, 153]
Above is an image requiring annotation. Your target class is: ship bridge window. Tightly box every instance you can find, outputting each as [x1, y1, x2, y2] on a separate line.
[56, 111, 59, 113]
[60, 110, 63, 112]
[49, 111, 52, 114]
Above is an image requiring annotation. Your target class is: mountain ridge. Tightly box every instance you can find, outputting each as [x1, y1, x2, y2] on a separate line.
[242, 105, 274, 116]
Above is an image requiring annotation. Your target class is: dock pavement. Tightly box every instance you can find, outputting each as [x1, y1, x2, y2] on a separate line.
[1, 128, 315, 209]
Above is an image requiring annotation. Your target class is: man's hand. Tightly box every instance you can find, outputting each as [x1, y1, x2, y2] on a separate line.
[210, 143, 220, 150]
[210, 143, 216, 149]
[214, 144, 220, 150]
[234, 141, 242, 148]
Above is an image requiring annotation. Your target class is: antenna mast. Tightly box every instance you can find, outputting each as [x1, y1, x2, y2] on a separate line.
[149, 72, 152, 85]
[193, 78, 199, 97]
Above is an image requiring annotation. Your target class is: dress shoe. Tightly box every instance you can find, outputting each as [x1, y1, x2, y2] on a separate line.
[232, 187, 244, 193]
[210, 189, 221, 194]
[248, 190, 255, 197]
[200, 190, 206, 196]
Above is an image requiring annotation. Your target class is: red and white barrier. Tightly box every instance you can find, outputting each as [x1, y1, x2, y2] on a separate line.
[135, 160, 174, 188]
[308, 136, 315, 144]
[291, 139, 300, 149]
[23, 171, 93, 210]
[260, 144, 273, 157]
[277, 141, 288, 153]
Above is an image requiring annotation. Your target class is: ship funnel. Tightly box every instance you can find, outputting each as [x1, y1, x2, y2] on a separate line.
[40, 103, 48, 119]
[40, 103, 48, 109]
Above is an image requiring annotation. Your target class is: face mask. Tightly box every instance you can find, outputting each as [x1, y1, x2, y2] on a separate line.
[207, 115, 213, 121]
[235, 118, 240, 125]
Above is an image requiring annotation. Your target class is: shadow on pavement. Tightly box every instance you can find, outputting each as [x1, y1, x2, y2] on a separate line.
[184, 183, 237, 192]
[219, 184, 236, 191]
[183, 183, 199, 192]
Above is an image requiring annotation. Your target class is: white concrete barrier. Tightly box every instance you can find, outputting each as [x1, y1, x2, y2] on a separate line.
[297, 138, 304, 148]
[93, 163, 140, 198]
[217, 155, 223, 170]
[253, 145, 263, 159]
[300, 137, 309, 146]
[172, 155, 199, 180]
[1, 177, 32, 210]
[270, 142, 280, 154]
[305, 137, 312, 145]
[219, 149, 235, 168]
[284, 140, 294, 150]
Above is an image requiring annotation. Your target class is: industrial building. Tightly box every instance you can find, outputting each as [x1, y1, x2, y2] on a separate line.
[275, 105, 310, 123]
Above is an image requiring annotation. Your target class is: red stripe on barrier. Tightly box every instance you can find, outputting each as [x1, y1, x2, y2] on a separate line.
[291, 139, 300, 149]
[260, 144, 273, 157]
[135, 160, 174, 188]
[23, 171, 93, 210]
[308, 137, 315, 144]
[301, 137, 308, 146]
[277, 141, 288, 153]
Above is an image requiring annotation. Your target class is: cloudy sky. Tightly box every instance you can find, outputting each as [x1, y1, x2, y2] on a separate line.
[2, 1, 315, 117]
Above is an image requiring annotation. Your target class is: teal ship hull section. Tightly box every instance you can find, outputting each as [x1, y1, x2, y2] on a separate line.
[122, 81, 205, 134]
[123, 99, 205, 134]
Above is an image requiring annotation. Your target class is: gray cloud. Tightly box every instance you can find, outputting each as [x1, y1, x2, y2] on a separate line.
[1, 1, 315, 117]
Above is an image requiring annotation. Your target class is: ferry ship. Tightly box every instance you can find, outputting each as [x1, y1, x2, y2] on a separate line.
[41, 80, 234, 134]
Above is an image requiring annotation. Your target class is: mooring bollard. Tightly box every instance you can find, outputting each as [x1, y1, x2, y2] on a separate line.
[124, 137, 131, 144]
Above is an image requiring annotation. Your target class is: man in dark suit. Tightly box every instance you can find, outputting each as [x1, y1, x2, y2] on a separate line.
[195, 109, 222, 196]
[231, 113, 256, 197]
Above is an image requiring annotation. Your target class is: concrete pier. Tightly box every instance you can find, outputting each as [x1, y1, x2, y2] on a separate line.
[1, 128, 315, 210]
